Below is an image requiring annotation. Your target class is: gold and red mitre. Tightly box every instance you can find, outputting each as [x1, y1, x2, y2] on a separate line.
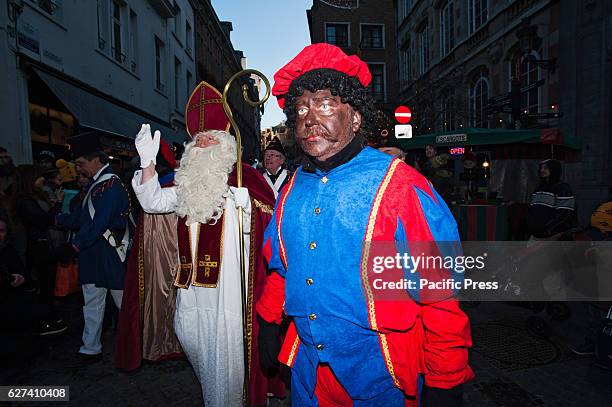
[184, 81, 231, 138]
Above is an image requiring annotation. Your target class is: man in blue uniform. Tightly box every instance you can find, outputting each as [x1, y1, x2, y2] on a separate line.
[56, 135, 130, 360]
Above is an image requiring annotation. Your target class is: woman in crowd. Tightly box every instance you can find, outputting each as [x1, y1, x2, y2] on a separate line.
[13, 165, 67, 334]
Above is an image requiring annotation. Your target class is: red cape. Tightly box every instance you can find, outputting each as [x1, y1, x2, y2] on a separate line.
[232, 164, 287, 405]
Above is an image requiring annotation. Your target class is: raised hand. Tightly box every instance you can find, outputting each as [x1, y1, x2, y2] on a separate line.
[135, 124, 161, 168]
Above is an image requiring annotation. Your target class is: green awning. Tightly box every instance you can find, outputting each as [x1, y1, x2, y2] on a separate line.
[398, 127, 580, 150]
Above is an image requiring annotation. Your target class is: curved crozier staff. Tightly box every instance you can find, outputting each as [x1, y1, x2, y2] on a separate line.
[221, 69, 271, 407]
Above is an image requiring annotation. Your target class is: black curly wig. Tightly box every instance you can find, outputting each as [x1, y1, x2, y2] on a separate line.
[282, 68, 378, 141]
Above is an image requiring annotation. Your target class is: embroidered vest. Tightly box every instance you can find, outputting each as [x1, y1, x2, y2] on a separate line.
[175, 214, 224, 288]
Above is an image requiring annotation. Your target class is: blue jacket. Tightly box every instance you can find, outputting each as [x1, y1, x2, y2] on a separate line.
[57, 165, 129, 290]
[258, 147, 473, 400]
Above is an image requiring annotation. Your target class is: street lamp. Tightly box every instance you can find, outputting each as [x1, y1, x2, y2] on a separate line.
[516, 19, 556, 73]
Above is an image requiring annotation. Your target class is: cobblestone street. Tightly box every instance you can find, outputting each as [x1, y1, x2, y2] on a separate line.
[1, 294, 201, 407]
[463, 301, 612, 406]
[1, 295, 611, 406]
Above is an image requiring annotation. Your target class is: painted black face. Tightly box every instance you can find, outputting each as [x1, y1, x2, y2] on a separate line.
[294, 89, 361, 161]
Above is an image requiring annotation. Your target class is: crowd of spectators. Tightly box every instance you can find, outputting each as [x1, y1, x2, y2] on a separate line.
[1, 142, 611, 368]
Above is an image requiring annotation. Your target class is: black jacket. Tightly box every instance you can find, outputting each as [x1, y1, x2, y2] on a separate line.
[0, 243, 26, 298]
[527, 160, 577, 238]
[16, 196, 61, 243]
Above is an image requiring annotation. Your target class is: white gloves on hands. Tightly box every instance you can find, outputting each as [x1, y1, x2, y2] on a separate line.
[135, 124, 161, 168]
[230, 187, 250, 209]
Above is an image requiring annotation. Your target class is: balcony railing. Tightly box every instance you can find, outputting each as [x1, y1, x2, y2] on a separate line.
[467, 25, 488, 51]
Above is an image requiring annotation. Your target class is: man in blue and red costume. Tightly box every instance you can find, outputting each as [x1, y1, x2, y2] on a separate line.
[256, 43, 474, 406]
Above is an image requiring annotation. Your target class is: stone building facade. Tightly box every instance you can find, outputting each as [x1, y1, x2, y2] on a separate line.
[1, 0, 196, 164]
[396, 0, 561, 133]
[395, 0, 611, 221]
[559, 0, 612, 218]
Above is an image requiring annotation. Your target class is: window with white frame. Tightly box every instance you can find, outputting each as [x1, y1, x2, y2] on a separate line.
[155, 36, 165, 92]
[97, 0, 109, 52]
[440, 2, 454, 57]
[111, 0, 125, 63]
[516, 52, 541, 114]
[469, 75, 490, 128]
[129, 9, 138, 73]
[325, 23, 349, 48]
[418, 26, 429, 75]
[468, 0, 488, 34]
[361, 24, 383, 48]
[367, 63, 385, 102]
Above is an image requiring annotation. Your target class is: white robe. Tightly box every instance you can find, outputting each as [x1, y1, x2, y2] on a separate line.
[132, 171, 250, 407]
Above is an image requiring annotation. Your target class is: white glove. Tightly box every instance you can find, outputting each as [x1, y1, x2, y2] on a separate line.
[230, 187, 250, 209]
[135, 124, 161, 168]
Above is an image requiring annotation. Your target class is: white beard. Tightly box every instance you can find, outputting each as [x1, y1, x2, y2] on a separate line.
[174, 131, 237, 225]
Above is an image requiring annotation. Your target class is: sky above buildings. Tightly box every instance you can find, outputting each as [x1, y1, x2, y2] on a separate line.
[211, 0, 313, 129]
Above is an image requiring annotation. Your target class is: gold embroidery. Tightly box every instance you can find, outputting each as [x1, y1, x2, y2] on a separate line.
[277, 172, 298, 270]
[199, 256, 218, 277]
[360, 158, 401, 387]
[245, 205, 257, 385]
[174, 223, 199, 289]
[137, 220, 145, 321]
[174, 263, 188, 289]
[253, 198, 273, 215]
[185, 84, 223, 132]
[184, 81, 231, 137]
[286, 335, 300, 366]
[191, 211, 224, 288]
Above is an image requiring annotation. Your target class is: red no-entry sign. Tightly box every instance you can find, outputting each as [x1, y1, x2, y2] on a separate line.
[394, 106, 412, 124]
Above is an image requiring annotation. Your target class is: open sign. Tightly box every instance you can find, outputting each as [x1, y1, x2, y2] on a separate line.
[449, 147, 465, 156]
